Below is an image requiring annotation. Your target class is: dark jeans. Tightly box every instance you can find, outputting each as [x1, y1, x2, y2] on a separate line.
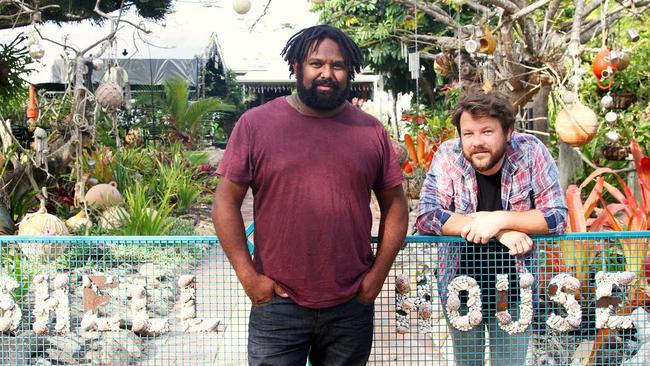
[248, 295, 374, 366]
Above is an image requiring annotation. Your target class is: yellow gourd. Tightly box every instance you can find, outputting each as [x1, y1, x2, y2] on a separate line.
[18, 202, 69, 262]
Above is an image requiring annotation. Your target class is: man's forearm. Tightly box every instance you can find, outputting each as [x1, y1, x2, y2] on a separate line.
[441, 213, 474, 236]
[212, 202, 258, 286]
[500, 209, 549, 234]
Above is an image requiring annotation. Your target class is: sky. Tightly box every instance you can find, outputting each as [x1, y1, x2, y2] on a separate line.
[0, 0, 321, 81]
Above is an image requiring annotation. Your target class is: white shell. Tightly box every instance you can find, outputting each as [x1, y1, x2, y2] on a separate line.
[33, 320, 49, 335]
[178, 275, 195, 288]
[0, 316, 13, 332]
[53, 274, 69, 289]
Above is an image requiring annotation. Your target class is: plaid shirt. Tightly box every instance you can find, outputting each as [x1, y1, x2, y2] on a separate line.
[416, 133, 567, 303]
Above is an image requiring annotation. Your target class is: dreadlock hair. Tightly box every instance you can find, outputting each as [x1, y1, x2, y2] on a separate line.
[281, 24, 364, 81]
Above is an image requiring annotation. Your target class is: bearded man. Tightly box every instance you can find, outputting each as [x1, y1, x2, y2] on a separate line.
[212, 24, 408, 366]
[417, 89, 567, 365]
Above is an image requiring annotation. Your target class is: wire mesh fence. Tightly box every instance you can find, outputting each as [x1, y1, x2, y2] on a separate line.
[0, 232, 648, 365]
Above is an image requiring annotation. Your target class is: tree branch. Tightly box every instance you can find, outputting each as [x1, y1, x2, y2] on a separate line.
[483, 0, 521, 14]
[249, 0, 272, 32]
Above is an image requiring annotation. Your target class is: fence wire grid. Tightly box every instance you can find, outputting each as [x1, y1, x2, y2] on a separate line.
[0, 232, 649, 365]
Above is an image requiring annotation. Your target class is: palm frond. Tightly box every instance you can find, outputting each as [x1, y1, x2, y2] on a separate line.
[163, 78, 189, 122]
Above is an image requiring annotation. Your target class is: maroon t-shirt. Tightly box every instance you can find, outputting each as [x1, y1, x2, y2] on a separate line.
[217, 97, 403, 308]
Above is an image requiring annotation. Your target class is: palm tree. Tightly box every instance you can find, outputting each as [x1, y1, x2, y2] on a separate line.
[162, 78, 234, 148]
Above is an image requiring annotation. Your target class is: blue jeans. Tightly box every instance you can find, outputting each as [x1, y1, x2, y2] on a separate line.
[446, 305, 530, 365]
[248, 295, 374, 366]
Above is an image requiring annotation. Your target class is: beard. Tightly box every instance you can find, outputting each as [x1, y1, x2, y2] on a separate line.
[462, 142, 507, 173]
[296, 69, 350, 111]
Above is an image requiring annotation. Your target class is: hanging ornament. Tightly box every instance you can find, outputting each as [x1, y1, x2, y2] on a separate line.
[605, 111, 618, 125]
[592, 47, 616, 90]
[605, 130, 621, 142]
[628, 28, 640, 42]
[95, 81, 124, 110]
[602, 141, 629, 161]
[29, 43, 45, 60]
[610, 51, 630, 71]
[433, 53, 450, 77]
[555, 103, 599, 147]
[464, 39, 478, 54]
[478, 25, 497, 54]
[600, 94, 613, 109]
[232, 0, 251, 14]
[27, 84, 39, 121]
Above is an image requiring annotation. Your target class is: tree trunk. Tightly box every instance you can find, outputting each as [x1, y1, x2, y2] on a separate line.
[559, 142, 584, 192]
[530, 85, 551, 145]
[391, 91, 400, 138]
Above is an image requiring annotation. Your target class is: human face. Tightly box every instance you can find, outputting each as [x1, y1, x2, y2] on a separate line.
[459, 112, 512, 175]
[294, 38, 350, 110]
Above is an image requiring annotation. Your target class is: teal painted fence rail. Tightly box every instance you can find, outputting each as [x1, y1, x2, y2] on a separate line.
[0, 232, 648, 365]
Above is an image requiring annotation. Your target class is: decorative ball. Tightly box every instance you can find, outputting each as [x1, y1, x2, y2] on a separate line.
[18, 206, 69, 262]
[232, 0, 251, 14]
[555, 103, 599, 147]
[29, 44, 45, 60]
[94, 81, 123, 110]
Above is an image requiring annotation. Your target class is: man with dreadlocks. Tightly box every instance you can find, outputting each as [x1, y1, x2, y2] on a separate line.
[212, 25, 408, 365]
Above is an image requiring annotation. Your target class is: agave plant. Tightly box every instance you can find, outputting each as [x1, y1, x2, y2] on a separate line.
[162, 78, 234, 148]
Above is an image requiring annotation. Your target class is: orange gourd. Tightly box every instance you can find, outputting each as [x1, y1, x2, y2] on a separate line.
[592, 47, 616, 90]
[27, 85, 39, 120]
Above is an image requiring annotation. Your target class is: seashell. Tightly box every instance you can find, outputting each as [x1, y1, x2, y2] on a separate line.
[0, 316, 13, 332]
[180, 306, 196, 320]
[519, 273, 534, 288]
[568, 314, 582, 328]
[33, 320, 49, 335]
[178, 275, 196, 289]
[418, 302, 432, 320]
[469, 310, 483, 326]
[80, 313, 96, 331]
[396, 325, 409, 334]
[466, 276, 477, 288]
[33, 274, 45, 284]
[45, 297, 59, 308]
[132, 298, 147, 312]
[401, 299, 415, 312]
[82, 276, 91, 288]
[395, 274, 410, 295]
[607, 316, 623, 328]
[53, 274, 69, 289]
[180, 292, 194, 303]
[467, 295, 478, 308]
[0, 298, 15, 311]
[618, 271, 636, 284]
[132, 317, 148, 333]
[131, 285, 146, 299]
[447, 294, 461, 311]
[564, 276, 581, 292]
[596, 282, 613, 300]
[496, 311, 512, 325]
[201, 318, 221, 332]
[595, 271, 606, 282]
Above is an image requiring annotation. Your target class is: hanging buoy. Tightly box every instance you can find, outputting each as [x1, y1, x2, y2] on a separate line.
[555, 103, 599, 147]
[232, 0, 251, 14]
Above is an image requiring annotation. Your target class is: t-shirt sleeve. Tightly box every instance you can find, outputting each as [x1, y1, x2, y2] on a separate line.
[373, 126, 405, 191]
[216, 115, 253, 184]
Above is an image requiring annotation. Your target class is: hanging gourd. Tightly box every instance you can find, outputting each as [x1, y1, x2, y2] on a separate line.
[479, 25, 497, 54]
[94, 81, 123, 110]
[232, 0, 251, 14]
[18, 198, 70, 262]
[85, 181, 123, 208]
[555, 103, 599, 147]
[27, 84, 39, 120]
[28, 43, 45, 60]
[592, 47, 616, 90]
[610, 51, 630, 71]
